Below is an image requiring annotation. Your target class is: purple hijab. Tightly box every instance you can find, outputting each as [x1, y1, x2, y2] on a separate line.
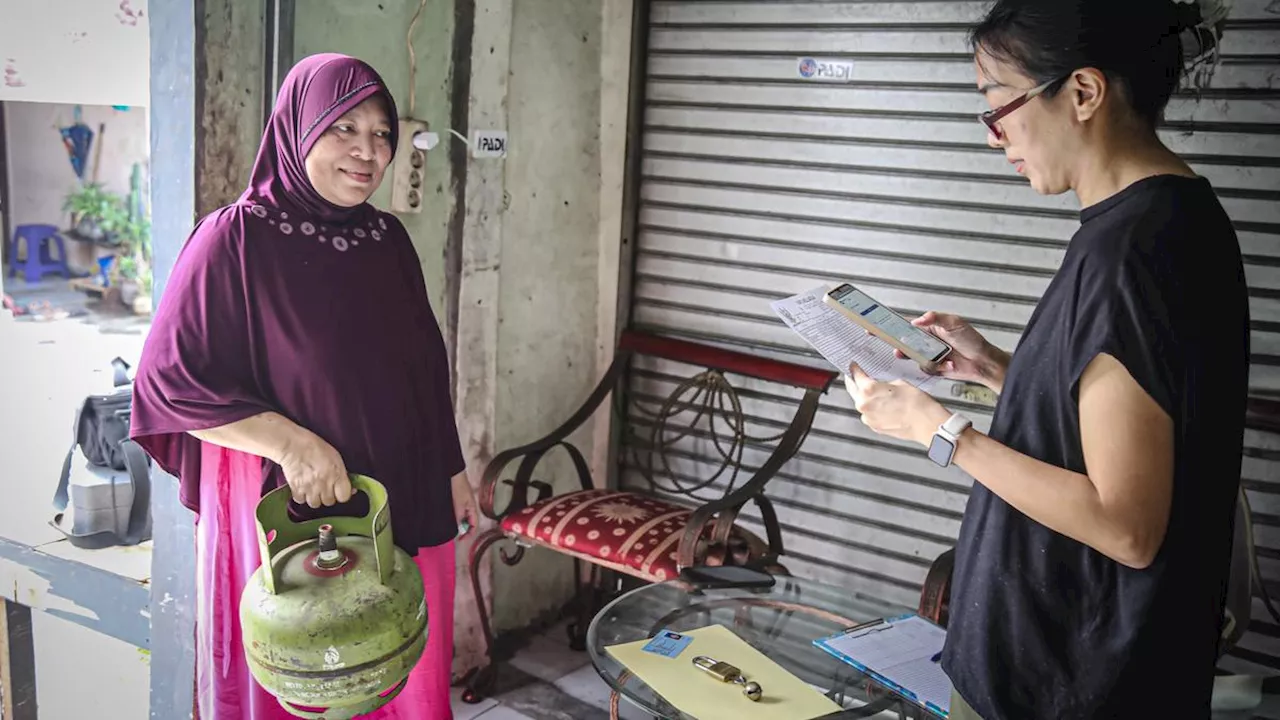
[242, 53, 399, 224]
[130, 54, 464, 551]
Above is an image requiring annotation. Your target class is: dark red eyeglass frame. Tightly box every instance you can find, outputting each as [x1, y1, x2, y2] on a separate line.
[979, 77, 1060, 140]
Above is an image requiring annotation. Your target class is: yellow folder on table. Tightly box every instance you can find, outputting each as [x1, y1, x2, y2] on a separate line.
[605, 624, 842, 720]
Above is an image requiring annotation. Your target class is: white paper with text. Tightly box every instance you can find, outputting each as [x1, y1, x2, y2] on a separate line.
[771, 286, 940, 391]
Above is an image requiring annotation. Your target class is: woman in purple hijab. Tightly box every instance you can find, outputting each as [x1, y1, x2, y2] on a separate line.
[129, 54, 476, 719]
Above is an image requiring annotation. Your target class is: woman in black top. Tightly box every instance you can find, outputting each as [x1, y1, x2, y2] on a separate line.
[844, 1, 1250, 717]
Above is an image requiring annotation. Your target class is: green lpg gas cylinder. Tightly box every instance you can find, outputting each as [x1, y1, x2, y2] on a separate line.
[240, 475, 427, 719]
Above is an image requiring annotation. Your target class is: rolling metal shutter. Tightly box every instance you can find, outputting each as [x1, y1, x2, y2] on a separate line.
[620, 0, 1280, 673]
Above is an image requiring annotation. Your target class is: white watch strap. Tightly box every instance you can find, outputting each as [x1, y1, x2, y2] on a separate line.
[939, 413, 972, 440]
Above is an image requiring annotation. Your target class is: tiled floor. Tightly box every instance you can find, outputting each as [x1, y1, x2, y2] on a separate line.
[449, 621, 651, 720]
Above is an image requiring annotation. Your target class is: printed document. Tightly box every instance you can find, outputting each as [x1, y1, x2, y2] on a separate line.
[771, 286, 940, 391]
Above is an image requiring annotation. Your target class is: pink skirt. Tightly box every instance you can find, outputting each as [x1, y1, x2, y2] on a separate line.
[195, 444, 455, 720]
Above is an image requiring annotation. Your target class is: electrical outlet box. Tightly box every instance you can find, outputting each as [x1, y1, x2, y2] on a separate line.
[391, 119, 429, 214]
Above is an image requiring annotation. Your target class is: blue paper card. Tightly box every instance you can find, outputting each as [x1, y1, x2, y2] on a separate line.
[642, 629, 694, 659]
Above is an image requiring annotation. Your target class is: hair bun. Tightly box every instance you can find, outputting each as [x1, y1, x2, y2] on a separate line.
[1170, 0, 1205, 32]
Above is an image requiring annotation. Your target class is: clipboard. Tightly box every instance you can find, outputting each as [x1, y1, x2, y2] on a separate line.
[812, 613, 952, 718]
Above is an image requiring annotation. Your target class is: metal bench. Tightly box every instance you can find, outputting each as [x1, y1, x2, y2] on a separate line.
[461, 330, 838, 701]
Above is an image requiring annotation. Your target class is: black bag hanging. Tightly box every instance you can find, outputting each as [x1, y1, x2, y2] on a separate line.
[50, 357, 151, 547]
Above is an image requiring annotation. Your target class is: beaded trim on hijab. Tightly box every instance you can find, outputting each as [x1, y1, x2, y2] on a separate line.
[245, 200, 390, 253]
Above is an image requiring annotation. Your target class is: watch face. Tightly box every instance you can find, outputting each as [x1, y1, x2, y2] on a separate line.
[927, 435, 956, 467]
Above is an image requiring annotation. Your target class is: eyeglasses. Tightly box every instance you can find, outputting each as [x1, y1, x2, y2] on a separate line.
[979, 77, 1060, 140]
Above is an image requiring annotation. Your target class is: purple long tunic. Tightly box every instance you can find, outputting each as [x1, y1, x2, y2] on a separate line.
[130, 54, 464, 551]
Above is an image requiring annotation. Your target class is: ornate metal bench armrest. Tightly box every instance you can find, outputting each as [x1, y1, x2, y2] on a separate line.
[477, 355, 629, 520]
[918, 548, 956, 628]
[477, 441, 594, 521]
[675, 387, 824, 570]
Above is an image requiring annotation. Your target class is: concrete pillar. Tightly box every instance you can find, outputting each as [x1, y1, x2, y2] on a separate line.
[147, 1, 269, 716]
[452, 0, 510, 672]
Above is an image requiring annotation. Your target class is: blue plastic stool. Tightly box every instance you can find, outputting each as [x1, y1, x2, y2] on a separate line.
[7, 224, 72, 283]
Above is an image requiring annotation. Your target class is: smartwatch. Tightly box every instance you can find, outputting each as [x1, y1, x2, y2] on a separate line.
[928, 413, 972, 468]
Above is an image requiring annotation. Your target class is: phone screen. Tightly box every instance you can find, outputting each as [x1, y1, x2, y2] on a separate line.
[828, 284, 950, 362]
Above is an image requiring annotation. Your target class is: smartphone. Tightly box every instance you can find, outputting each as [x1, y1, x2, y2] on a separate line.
[678, 565, 776, 590]
[823, 282, 952, 370]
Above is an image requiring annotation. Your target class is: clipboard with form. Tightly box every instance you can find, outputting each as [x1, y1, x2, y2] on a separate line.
[813, 613, 952, 717]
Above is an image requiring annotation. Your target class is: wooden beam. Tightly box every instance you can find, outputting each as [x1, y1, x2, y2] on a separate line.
[1, 598, 37, 720]
[0, 538, 151, 650]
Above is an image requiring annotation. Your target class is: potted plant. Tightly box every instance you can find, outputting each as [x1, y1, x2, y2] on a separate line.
[116, 254, 140, 306]
[64, 183, 126, 244]
[110, 212, 152, 311]
[111, 214, 152, 308]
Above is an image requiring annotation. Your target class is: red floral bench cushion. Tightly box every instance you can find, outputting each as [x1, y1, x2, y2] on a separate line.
[499, 489, 763, 582]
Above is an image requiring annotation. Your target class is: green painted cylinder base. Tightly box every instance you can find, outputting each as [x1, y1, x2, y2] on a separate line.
[247, 627, 427, 719]
[276, 674, 412, 720]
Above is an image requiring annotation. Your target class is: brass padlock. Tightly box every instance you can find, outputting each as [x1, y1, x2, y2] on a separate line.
[692, 655, 763, 701]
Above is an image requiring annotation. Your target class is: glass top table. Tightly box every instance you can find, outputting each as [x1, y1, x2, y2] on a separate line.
[586, 574, 948, 720]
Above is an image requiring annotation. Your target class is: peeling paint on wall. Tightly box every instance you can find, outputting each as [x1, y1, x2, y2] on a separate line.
[0, 0, 149, 105]
[0, 540, 151, 650]
[117, 0, 144, 26]
[4, 59, 26, 88]
[195, 0, 266, 216]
